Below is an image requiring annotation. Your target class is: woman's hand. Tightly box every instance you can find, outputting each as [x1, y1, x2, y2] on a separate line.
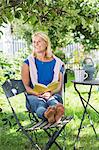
[39, 92, 52, 100]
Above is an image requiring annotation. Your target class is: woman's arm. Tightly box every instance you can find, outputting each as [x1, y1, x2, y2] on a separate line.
[51, 72, 63, 95]
[21, 63, 38, 96]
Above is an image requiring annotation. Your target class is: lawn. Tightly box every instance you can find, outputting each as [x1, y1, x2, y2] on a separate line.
[0, 72, 99, 150]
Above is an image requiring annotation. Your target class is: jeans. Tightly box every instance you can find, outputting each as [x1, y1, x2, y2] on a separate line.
[26, 94, 62, 120]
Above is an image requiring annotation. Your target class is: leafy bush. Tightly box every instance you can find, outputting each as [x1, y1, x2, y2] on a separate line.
[54, 49, 68, 64]
[0, 49, 30, 93]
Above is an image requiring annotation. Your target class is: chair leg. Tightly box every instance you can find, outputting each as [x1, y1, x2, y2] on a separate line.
[7, 98, 41, 150]
[44, 125, 66, 150]
[44, 129, 62, 149]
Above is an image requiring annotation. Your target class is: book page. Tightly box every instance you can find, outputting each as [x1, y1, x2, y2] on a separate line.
[32, 81, 59, 94]
[47, 81, 59, 92]
[32, 83, 47, 94]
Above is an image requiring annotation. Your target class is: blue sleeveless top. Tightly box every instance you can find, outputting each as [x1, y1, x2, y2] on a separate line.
[24, 58, 64, 87]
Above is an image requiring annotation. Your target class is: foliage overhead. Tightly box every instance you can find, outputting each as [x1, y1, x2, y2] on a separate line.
[0, 0, 99, 50]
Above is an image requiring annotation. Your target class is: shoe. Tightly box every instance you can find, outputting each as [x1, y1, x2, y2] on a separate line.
[44, 106, 56, 123]
[55, 103, 64, 122]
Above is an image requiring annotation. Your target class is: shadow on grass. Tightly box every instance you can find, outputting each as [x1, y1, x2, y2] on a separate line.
[0, 110, 72, 150]
[0, 107, 99, 150]
[0, 110, 31, 128]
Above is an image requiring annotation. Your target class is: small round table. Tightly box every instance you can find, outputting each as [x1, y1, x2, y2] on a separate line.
[72, 80, 99, 148]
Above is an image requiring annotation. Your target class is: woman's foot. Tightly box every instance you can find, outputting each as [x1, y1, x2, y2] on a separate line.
[44, 106, 56, 123]
[55, 103, 64, 122]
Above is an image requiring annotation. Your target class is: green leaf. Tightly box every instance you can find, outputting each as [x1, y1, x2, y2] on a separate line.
[29, 15, 38, 25]
[15, 11, 21, 19]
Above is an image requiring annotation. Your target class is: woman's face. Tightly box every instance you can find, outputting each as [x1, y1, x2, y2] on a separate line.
[33, 35, 47, 53]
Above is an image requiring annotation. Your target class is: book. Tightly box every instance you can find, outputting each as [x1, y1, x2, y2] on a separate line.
[32, 81, 59, 94]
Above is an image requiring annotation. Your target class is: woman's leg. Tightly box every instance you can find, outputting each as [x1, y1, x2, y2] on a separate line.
[55, 103, 64, 122]
[44, 106, 56, 123]
[44, 97, 58, 123]
[26, 95, 39, 113]
[47, 96, 64, 122]
[46, 94, 63, 106]
[46, 96, 59, 106]
[26, 95, 47, 119]
[36, 100, 47, 119]
[54, 94, 63, 104]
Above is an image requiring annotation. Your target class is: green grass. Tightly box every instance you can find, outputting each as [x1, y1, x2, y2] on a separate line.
[0, 73, 99, 150]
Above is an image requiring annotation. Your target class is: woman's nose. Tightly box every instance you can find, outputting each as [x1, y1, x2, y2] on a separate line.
[35, 41, 39, 46]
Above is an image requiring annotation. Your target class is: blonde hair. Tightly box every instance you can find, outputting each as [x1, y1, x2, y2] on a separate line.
[32, 31, 52, 58]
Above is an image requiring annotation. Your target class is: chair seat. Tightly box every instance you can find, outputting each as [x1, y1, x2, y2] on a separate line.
[25, 116, 73, 131]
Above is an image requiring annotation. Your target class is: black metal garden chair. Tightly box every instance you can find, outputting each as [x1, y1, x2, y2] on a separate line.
[2, 71, 73, 150]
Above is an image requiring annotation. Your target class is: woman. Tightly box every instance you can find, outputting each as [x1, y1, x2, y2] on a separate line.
[21, 31, 65, 123]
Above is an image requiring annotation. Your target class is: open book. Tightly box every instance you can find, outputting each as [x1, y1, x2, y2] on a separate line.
[32, 81, 59, 94]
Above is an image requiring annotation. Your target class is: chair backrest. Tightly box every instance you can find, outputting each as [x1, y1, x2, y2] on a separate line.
[64, 69, 67, 84]
[2, 79, 26, 98]
[2, 69, 67, 99]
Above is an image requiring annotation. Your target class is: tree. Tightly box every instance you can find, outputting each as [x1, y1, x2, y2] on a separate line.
[0, 0, 99, 50]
